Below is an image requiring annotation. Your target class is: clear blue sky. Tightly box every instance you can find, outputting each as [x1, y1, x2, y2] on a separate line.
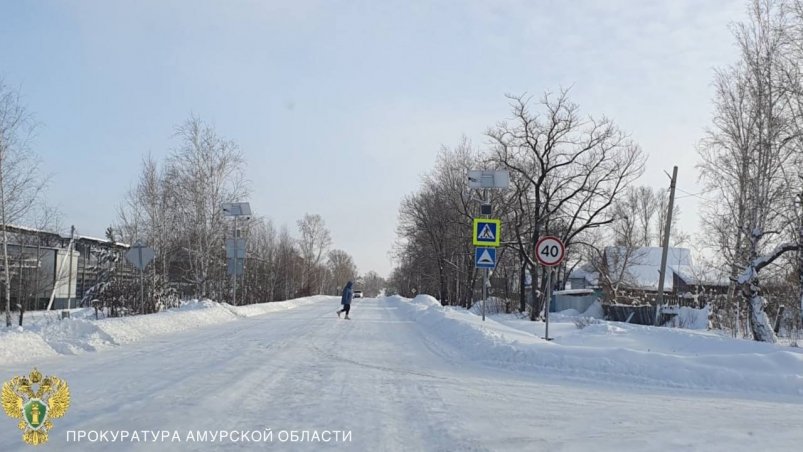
[0, 0, 746, 277]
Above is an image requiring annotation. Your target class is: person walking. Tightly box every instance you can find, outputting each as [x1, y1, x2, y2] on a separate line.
[337, 281, 354, 319]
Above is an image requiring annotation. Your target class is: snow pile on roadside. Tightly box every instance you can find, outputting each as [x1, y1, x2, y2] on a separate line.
[661, 305, 710, 329]
[581, 300, 604, 319]
[387, 295, 803, 398]
[0, 296, 328, 365]
[467, 297, 515, 316]
[469, 298, 605, 319]
[231, 296, 329, 317]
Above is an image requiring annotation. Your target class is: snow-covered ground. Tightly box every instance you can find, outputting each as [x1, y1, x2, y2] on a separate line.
[1, 295, 802, 451]
[0, 297, 325, 365]
[411, 295, 803, 398]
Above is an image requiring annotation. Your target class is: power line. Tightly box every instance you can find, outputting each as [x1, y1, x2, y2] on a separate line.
[675, 187, 716, 200]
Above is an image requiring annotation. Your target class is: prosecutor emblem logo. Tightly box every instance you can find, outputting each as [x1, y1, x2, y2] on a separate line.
[2, 368, 71, 445]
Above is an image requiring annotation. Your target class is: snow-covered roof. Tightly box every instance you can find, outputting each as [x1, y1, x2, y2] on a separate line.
[1, 224, 129, 248]
[604, 246, 695, 291]
[569, 264, 599, 285]
[78, 235, 130, 248]
[3, 223, 60, 235]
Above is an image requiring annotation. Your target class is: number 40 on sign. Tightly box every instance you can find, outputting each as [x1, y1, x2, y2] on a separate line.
[535, 236, 565, 267]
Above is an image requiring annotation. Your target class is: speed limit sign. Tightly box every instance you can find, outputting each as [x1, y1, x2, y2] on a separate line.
[535, 236, 565, 267]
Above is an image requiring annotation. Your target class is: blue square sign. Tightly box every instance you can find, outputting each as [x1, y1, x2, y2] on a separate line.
[473, 218, 501, 246]
[475, 247, 497, 269]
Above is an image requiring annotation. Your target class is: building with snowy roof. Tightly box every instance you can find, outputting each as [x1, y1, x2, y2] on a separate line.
[0, 224, 131, 311]
[569, 246, 700, 294]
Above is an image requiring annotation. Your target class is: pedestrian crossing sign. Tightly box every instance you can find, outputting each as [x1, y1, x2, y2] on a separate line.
[473, 218, 501, 246]
[475, 247, 497, 269]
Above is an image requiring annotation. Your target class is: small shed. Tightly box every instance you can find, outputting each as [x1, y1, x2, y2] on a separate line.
[550, 288, 601, 313]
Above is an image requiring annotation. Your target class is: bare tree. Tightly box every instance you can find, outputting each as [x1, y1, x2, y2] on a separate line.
[15, 206, 62, 325]
[699, 0, 800, 341]
[296, 214, 332, 295]
[397, 186, 454, 303]
[395, 140, 485, 306]
[361, 271, 386, 297]
[390, 93, 643, 316]
[117, 116, 248, 303]
[0, 81, 47, 327]
[783, 0, 803, 342]
[242, 218, 278, 303]
[488, 90, 645, 319]
[328, 249, 358, 294]
[275, 225, 300, 300]
[168, 116, 248, 300]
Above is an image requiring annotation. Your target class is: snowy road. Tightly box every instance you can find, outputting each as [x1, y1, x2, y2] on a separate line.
[2, 298, 802, 451]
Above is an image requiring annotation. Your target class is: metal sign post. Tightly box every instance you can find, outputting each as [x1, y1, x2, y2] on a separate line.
[138, 246, 143, 314]
[473, 217, 502, 322]
[234, 215, 238, 306]
[535, 236, 566, 340]
[468, 169, 509, 322]
[223, 202, 251, 306]
[124, 241, 156, 314]
[545, 269, 552, 340]
[473, 248, 494, 320]
[482, 194, 491, 323]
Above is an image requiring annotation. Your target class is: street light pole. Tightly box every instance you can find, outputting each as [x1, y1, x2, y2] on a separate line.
[222, 202, 251, 307]
[482, 188, 489, 322]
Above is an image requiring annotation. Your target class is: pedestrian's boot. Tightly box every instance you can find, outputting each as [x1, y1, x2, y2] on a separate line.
[337, 310, 341, 318]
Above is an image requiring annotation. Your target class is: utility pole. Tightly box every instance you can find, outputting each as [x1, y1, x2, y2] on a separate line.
[66, 225, 75, 311]
[655, 166, 678, 326]
[1, 139, 11, 327]
[482, 188, 489, 322]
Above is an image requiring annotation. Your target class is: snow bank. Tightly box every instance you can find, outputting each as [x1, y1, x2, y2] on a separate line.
[467, 297, 512, 316]
[388, 295, 803, 398]
[582, 300, 604, 319]
[661, 305, 710, 330]
[0, 296, 327, 365]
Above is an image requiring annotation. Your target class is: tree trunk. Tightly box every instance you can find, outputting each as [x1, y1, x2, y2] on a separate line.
[17, 250, 23, 325]
[438, 259, 447, 305]
[519, 258, 527, 313]
[798, 206, 803, 338]
[529, 263, 541, 321]
[739, 240, 798, 342]
[747, 290, 777, 343]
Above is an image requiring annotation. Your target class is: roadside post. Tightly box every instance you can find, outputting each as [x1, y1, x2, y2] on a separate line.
[468, 170, 509, 321]
[222, 202, 251, 306]
[535, 236, 565, 340]
[124, 241, 156, 314]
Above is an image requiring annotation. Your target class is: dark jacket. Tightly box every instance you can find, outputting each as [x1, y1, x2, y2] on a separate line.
[341, 282, 354, 305]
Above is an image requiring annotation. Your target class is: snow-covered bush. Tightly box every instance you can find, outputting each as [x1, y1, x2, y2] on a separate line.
[574, 316, 601, 329]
